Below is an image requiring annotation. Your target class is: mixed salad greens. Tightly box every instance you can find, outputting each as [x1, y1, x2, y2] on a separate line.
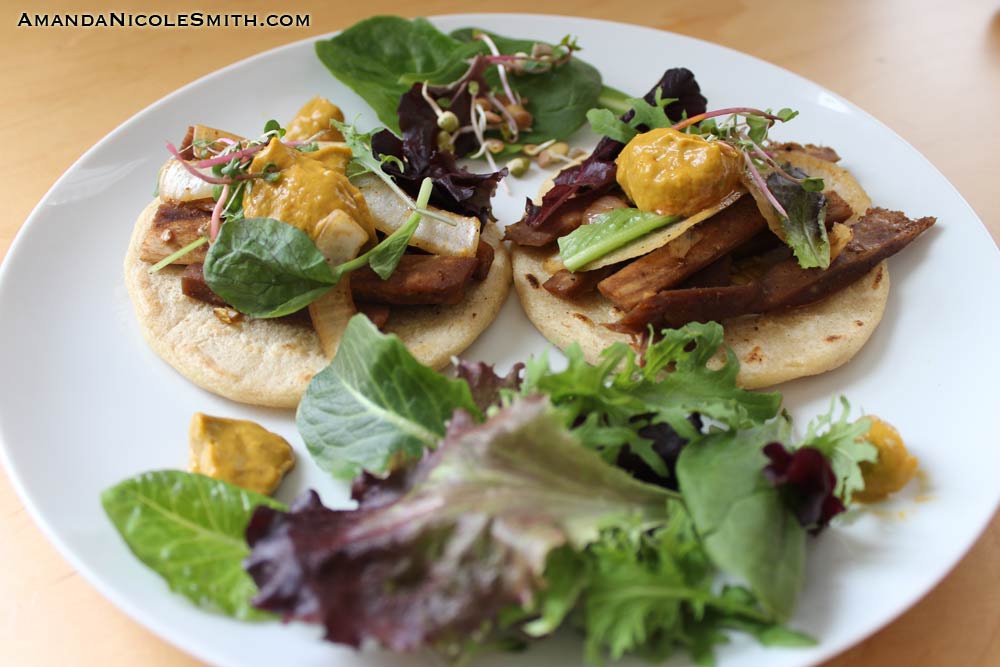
[104, 315, 889, 665]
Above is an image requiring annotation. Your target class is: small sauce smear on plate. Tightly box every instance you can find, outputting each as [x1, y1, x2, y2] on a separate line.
[188, 413, 294, 495]
[855, 415, 919, 503]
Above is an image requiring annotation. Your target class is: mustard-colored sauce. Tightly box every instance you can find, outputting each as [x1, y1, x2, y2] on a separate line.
[188, 413, 294, 496]
[306, 144, 353, 173]
[854, 416, 919, 503]
[284, 96, 346, 142]
[242, 137, 375, 240]
[615, 127, 742, 217]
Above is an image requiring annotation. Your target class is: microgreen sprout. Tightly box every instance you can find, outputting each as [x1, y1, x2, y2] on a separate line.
[483, 34, 580, 74]
[466, 101, 508, 194]
[486, 91, 520, 139]
[146, 236, 208, 274]
[209, 183, 231, 241]
[474, 31, 520, 107]
[506, 156, 531, 178]
[421, 82, 461, 134]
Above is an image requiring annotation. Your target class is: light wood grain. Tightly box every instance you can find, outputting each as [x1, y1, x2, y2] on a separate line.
[1, 1, 998, 666]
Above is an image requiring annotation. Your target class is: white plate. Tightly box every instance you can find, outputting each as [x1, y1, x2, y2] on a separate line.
[1, 13, 998, 667]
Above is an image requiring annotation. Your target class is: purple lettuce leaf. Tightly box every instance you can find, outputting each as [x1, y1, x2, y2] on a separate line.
[762, 443, 845, 534]
[454, 360, 525, 413]
[615, 413, 704, 490]
[371, 56, 506, 223]
[245, 396, 671, 653]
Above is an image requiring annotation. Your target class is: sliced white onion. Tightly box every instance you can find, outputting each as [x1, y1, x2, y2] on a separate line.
[157, 159, 217, 203]
[354, 173, 480, 257]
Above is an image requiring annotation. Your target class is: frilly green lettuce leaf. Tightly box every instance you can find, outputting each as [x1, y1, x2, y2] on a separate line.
[522, 322, 782, 476]
[797, 396, 878, 502]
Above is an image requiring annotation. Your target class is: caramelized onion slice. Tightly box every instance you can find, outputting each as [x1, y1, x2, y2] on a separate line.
[354, 174, 480, 257]
[307, 209, 369, 360]
[157, 159, 218, 203]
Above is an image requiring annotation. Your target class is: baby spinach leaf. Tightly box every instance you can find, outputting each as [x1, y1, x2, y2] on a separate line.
[767, 167, 830, 269]
[676, 419, 806, 621]
[558, 208, 682, 271]
[204, 217, 334, 318]
[317, 18, 604, 144]
[315, 16, 473, 133]
[101, 471, 285, 620]
[297, 314, 480, 479]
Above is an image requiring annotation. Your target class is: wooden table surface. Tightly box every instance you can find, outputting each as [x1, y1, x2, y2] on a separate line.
[2, 1, 998, 665]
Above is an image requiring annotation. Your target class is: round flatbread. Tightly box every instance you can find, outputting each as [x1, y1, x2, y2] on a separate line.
[125, 199, 511, 408]
[511, 151, 888, 389]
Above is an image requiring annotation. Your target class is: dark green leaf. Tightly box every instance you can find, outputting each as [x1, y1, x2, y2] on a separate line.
[315, 17, 471, 133]
[204, 217, 335, 318]
[767, 167, 831, 269]
[101, 471, 285, 620]
[631, 324, 784, 435]
[801, 176, 825, 192]
[262, 119, 284, 136]
[626, 93, 675, 131]
[297, 314, 481, 479]
[746, 115, 770, 145]
[676, 419, 806, 621]
[585, 91, 678, 143]
[775, 108, 799, 122]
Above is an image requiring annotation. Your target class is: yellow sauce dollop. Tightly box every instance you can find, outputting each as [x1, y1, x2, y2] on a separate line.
[615, 127, 742, 217]
[188, 413, 295, 496]
[854, 416, 919, 503]
[284, 96, 346, 143]
[242, 137, 375, 241]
